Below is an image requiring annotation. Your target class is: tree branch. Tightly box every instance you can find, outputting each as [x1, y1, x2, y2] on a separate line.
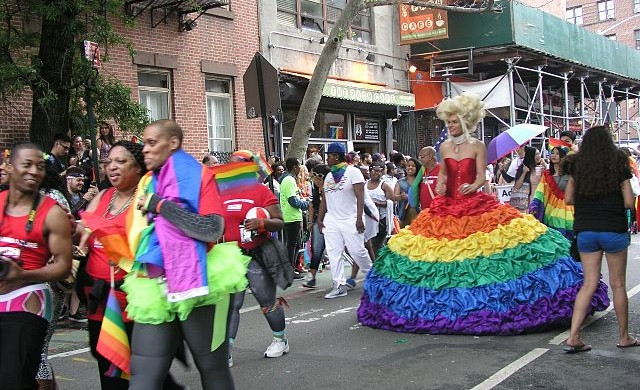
[362, 0, 496, 13]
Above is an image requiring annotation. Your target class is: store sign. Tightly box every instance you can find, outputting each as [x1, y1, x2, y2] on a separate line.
[322, 83, 415, 107]
[399, 2, 448, 44]
[355, 121, 380, 141]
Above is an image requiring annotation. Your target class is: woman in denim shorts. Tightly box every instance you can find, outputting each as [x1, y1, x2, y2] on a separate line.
[564, 125, 638, 353]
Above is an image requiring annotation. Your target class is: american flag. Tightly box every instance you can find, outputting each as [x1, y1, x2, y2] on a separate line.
[433, 127, 448, 161]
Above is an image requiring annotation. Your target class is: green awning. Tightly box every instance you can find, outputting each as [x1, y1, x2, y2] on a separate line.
[322, 80, 415, 107]
[411, 1, 640, 82]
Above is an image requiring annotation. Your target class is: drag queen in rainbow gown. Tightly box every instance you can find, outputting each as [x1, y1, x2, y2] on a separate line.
[357, 94, 609, 335]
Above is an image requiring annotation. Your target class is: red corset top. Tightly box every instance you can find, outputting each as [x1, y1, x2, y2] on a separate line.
[444, 157, 477, 199]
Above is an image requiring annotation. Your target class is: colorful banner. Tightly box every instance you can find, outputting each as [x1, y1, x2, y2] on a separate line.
[399, 2, 448, 44]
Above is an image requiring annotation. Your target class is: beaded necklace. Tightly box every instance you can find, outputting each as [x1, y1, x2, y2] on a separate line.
[103, 189, 135, 219]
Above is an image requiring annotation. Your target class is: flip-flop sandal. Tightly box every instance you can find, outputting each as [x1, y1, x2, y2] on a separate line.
[564, 344, 592, 354]
[616, 338, 640, 348]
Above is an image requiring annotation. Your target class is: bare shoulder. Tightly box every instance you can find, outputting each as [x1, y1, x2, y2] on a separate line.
[44, 204, 71, 233]
[440, 139, 453, 150]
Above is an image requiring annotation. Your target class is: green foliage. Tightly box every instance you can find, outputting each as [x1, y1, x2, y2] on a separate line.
[0, 0, 149, 136]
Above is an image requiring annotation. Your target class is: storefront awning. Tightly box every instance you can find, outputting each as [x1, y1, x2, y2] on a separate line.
[280, 70, 415, 108]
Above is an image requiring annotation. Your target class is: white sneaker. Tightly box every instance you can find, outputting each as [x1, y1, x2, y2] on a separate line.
[324, 285, 347, 299]
[264, 337, 289, 358]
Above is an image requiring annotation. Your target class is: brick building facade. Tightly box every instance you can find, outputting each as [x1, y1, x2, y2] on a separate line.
[566, 0, 640, 50]
[0, 2, 263, 160]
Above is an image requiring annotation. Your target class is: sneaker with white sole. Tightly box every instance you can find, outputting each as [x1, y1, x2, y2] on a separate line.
[264, 338, 289, 358]
[345, 278, 356, 290]
[324, 285, 347, 299]
[302, 278, 317, 288]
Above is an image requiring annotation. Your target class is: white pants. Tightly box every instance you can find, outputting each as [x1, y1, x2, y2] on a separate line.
[323, 215, 372, 287]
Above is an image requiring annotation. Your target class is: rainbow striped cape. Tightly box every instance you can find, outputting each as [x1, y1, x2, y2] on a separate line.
[547, 137, 572, 151]
[528, 170, 574, 239]
[129, 150, 214, 302]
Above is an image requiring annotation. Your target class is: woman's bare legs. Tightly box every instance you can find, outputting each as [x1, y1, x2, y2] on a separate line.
[566, 251, 603, 347]
[604, 249, 636, 346]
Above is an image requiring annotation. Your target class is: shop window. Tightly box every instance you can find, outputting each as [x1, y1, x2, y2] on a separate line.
[635, 29, 640, 49]
[205, 77, 234, 152]
[597, 0, 614, 21]
[281, 109, 345, 140]
[566, 6, 583, 25]
[276, 0, 373, 44]
[138, 70, 171, 121]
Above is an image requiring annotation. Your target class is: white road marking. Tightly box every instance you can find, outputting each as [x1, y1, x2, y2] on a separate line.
[469, 348, 549, 390]
[48, 348, 90, 360]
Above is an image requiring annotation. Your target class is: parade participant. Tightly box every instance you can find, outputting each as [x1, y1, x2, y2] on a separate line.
[529, 146, 574, 239]
[69, 135, 93, 177]
[559, 130, 579, 153]
[66, 167, 99, 217]
[564, 126, 637, 353]
[302, 164, 330, 289]
[357, 93, 609, 334]
[318, 142, 372, 299]
[124, 119, 248, 390]
[418, 146, 440, 210]
[0, 143, 72, 389]
[221, 150, 289, 366]
[79, 141, 186, 389]
[509, 146, 536, 213]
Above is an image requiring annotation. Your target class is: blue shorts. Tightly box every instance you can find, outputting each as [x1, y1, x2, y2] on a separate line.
[576, 231, 629, 253]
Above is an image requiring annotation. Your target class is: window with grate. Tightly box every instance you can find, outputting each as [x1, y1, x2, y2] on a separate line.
[566, 6, 583, 25]
[597, 0, 614, 21]
[138, 70, 171, 121]
[205, 77, 234, 153]
[635, 29, 640, 49]
[276, 0, 373, 44]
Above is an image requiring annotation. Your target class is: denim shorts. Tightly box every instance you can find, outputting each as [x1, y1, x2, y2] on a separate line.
[576, 231, 630, 253]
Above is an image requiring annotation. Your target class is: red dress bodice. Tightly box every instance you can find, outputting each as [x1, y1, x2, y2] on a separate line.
[444, 158, 477, 199]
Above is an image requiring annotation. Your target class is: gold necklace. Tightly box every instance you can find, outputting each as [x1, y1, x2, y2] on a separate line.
[103, 189, 136, 219]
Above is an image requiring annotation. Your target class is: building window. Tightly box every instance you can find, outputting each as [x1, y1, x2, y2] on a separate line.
[282, 108, 346, 140]
[205, 77, 234, 152]
[635, 29, 640, 49]
[605, 33, 616, 40]
[276, 0, 373, 44]
[138, 70, 171, 121]
[597, 0, 614, 21]
[566, 6, 583, 25]
[635, 0, 640, 14]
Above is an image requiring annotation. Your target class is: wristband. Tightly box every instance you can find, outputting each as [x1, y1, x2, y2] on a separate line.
[156, 199, 165, 214]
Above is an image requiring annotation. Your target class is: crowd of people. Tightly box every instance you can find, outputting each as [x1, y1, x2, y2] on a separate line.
[0, 93, 638, 389]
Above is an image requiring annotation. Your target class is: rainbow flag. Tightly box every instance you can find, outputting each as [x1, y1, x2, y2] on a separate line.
[529, 171, 574, 240]
[547, 138, 572, 151]
[96, 288, 130, 379]
[357, 190, 608, 335]
[211, 161, 265, 194]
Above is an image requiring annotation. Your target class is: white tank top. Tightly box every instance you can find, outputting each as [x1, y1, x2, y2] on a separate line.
[366, 180, 387, 218]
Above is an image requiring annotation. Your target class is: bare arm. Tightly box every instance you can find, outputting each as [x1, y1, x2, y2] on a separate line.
[513, 165, 530, 190]
[380, 182, 395, 205]
[436, 142, 449, 195]
[621, 180, 635, 209]
[565, 177, 575, 205]
[353, 182, 365, 234]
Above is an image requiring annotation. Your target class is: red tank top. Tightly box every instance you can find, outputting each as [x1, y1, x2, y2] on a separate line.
[0, 191, 56, 270]
[85, 187, 128, 282]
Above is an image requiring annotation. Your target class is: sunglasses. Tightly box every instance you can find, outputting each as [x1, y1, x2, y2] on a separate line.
[311, 172, 325, 179]
[369, 167, 384, 172]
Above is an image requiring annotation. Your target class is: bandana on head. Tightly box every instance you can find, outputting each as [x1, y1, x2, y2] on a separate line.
[330, 162, 348, 183]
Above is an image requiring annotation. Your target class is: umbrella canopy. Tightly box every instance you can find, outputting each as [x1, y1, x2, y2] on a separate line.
[487, 124, 548, 163]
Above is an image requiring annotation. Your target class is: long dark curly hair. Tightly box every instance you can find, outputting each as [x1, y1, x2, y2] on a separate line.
[568, 126, 631, 197]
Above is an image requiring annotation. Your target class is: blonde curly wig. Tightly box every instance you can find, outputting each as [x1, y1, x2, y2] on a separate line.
[436, 93, 486, 139]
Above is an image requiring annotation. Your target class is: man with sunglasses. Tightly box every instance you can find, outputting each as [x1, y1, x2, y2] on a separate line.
[46, 133, 72, 176]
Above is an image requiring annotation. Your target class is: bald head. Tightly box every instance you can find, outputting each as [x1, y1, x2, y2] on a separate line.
[149, 119, 183, 147]
[419, 146, 437, 168]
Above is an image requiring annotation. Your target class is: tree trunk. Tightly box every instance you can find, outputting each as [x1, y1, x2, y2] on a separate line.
[285, 0, 365, 160]
[29, 1, 77, 150]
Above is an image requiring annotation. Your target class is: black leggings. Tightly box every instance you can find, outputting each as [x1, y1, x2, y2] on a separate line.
[88, 320, 185, 390]
[0, 312, 48, 390]
[283, 222, 301, 268]
[129, 304, 234, 390]
[228, 259, 285, 339]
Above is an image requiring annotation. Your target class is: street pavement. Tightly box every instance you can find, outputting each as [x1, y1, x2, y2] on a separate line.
[49, 237, 640, 390]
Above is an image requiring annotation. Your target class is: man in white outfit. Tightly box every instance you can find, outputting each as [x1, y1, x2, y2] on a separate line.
[318, 142, 372, 299]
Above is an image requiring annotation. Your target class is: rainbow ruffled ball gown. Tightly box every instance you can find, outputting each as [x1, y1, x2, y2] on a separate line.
[357, 158, 609, 335]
